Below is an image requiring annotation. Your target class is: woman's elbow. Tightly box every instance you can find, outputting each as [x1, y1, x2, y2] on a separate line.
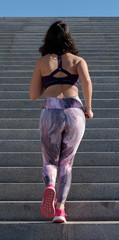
[30, 95, 36, 101]
[29, 90, 44, 101]
[29, 91, 37, 101]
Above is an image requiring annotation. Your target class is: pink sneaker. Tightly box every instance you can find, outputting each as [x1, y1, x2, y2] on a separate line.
[40, 184, 57, 218]
[52, 207, 68, 223]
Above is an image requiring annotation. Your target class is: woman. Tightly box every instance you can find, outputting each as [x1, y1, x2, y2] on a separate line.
[29, 20, 94, 223]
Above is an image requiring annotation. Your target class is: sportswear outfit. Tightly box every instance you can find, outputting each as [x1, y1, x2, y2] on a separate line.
[39, 56, 86, 222]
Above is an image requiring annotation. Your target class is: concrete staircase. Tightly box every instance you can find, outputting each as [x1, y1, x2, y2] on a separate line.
[0, 17, 119, 239]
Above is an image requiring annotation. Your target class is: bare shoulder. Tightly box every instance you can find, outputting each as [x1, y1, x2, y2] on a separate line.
[68, 54, 87, 66]
[35, 55, 47, 69]
[36, 55, 46, 64]
[76, 56, 89, 70]
[76, 56, 90, 81]
[34, 57, 42, 67]
[76, 56, 88, 64]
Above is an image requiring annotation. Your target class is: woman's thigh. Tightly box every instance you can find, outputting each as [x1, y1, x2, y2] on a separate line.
[59, 108, 86, 167]
[39, 109, 66, 166]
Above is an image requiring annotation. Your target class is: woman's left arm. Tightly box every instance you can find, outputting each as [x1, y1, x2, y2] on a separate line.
[29, 58, 45, 101]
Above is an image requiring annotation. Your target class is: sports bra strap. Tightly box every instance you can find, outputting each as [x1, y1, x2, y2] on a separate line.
[49, 55, 76, 77]
[58, 55, 62, 70]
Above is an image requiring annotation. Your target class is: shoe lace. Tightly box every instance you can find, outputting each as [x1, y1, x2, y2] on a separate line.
[55, 205, 68, 216]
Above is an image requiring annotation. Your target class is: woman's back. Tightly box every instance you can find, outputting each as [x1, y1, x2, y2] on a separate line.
[30, 20, 93, 119]
[39, 53, 82, 98]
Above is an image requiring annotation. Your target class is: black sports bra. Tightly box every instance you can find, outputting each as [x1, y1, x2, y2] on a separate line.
[41, 55, 79, 89]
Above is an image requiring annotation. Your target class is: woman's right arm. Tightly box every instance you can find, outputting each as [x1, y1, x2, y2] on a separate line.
[77, 58, 94, 119]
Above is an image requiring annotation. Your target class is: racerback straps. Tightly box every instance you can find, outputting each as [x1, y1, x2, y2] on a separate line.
[58, 55, 62, 70]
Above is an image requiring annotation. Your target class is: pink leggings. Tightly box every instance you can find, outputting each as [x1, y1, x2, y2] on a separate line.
[39, 96, 86, 204]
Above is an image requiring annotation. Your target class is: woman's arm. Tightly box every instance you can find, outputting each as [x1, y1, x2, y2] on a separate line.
[29, 59, 45, 101]
[77, 58, 93, 109]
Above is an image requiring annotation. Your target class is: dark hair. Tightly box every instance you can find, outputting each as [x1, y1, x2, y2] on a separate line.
[39, 20, 78, 56]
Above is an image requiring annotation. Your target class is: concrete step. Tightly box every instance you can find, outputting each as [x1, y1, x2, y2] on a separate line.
[0, 221, 119, 240]
[1, 65, 119, 71]
[1, 56, 119, 61]
[0, 152, 118, 167]
[0, 91, 119, 99]
[1, 22, 118, 27]
[0, 47, 119, 53]
[1, 37, 119, 42]
[1, 36, 119, 41]
[0, 201, 118, 221]
[0, 109, 119, 118]
[1, 22, 119, 27]
[0, 183, 119, 201]
[0, 59, 119, 65]
[1, 45, 119, 50]
[0, 69, 119, 77]
[1, 21, 119, 26]
[0, 43, 119, 48]
[1, 52, 119, 57]
[1, 50, 119, 55]
[2, 48, 119, 52]
[0, 28, 118, 34]
[0, 84, 119, 92]
[0, 99, 119, 108]
[0, 129, 119, 140]
[0, 140, 119, 152]
[0, 167, 119, 183]
[0, 21, 119, 25]
[1, 28, 119, 33]
[0, 77, 119, 84]
[0, 92, 119, 100]
[0, 118, 118, 129]
[0, 34, 117, 38]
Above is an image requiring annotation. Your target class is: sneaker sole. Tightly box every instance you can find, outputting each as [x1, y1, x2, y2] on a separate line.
[52, 216, 67, 223]
[40, 187, 55, 218]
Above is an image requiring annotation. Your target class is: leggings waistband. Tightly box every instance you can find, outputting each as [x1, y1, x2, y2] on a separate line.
[41, 96, 84, 109]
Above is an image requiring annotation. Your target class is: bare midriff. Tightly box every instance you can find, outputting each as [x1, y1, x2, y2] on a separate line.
[44, 84, 79, 98]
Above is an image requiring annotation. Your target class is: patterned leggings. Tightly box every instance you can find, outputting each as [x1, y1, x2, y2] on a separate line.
[39, 96, 86, 204]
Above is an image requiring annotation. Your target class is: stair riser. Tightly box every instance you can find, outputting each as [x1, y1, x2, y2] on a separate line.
[0, 92, 119, 99]
[0, 99, 119, 108]
[1, 84, 119, 91]
[0, 140, 119, 152]
[1, 56, 119, 61]
[0, 129, 119, 140]
[0, 109, 119, 118]
[0, 201, 119, 221]
[0, 152, 118, 167]
[0, 183, 119, 201]
[0, 78, 119, 84]
[0, 119, 119, 129]
[1, 66, 119, 70]
[0, 222, 119, 240]
[0, 167, 119, 183]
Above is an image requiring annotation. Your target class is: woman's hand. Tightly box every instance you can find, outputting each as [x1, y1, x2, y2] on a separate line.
[83, 107, 94, 119]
